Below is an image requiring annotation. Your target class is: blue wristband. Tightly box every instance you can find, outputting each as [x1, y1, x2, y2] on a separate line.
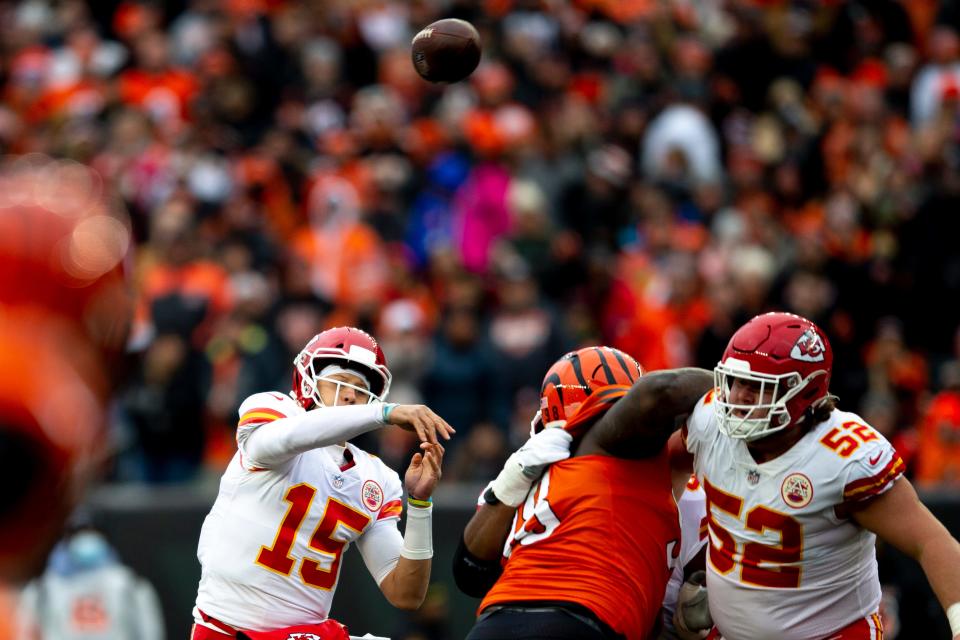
[382, 403, 397, 423]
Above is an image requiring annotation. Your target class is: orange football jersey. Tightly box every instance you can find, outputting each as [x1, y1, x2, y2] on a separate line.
[480, 452, 680, 639]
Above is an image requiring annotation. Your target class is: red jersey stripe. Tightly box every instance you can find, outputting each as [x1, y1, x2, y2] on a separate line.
[843, 455, 905, 501]
[238, 407, 287, 427]
[378, 499, 403, 520]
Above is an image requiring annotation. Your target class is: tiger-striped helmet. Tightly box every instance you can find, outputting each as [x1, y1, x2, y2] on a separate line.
[533, 346, 643, 435]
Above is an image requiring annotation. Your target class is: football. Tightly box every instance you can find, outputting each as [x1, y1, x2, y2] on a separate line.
[411, 18, 482, 83]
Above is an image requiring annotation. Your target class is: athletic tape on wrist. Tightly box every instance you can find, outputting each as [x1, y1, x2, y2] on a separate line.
[401, 501, 433, 560]
[490, 458, 533, 507]
[947, 602, 960, 637]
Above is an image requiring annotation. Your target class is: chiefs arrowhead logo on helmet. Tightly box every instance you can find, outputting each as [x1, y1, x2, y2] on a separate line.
[715, 312, 834, 441]
[790, 328, 826, 363]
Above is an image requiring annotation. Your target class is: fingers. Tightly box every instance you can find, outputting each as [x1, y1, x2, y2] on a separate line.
[422, 444, 443, 479]
[420, 441, 445, 456]
[434, 413, 456, 440]
[394, 405, 456, 443]
[415, 418, 434, 444]
[421, 408, 454, 442]
[424, 442, 444, 464]
[417, 408, 455, 444]
[409, 452, 423, 467]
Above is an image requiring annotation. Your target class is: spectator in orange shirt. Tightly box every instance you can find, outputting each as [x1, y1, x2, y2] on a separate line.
[118, 30, 199, 136]
[915, 362, 960, 488]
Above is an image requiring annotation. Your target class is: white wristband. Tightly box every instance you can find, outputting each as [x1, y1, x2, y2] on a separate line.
[400, 502, 433, 560]
[947, 602, 960, 637]
[490, 458, 534, 507]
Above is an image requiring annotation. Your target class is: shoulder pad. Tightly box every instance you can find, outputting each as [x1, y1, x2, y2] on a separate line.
[238, 391, 298, 427]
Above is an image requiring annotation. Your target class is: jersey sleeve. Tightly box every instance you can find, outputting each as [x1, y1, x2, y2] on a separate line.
[358, 464, 405, 584]
[374, 463, 404, 523]
[682, 389, 717, 458]
[840, 426, 906, 506]
[357, 517, 404, 585]
[235, 392, 295, 471]
[677, 476, 709, 568]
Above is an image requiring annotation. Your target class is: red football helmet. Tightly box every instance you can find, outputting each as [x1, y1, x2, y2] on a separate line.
[293, 327, 392, 408]
[714, 312, 833, 441]
[534, 346, 644, 435]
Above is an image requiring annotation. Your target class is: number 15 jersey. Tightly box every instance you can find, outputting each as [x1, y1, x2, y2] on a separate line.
[194, 392, 403, 631]
[683, 390, 905, 640]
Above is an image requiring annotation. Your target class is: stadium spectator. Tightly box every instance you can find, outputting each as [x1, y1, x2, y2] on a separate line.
[422, 305, 506, 439]
[17, 526, 165, 640]
[916, 362, 960, 488]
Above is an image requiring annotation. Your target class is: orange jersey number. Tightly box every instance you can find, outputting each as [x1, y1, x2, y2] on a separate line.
[257, 483, 371, 589]
[819, 421, 879, 458]
[703, 478, 802, 588]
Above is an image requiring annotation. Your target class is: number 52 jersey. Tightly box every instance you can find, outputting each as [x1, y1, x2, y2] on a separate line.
[683, 390, 905, 640]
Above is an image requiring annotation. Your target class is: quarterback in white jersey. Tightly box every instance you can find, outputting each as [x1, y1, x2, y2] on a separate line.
[192, 327, 454, 639]
[673, 312, 960, 640]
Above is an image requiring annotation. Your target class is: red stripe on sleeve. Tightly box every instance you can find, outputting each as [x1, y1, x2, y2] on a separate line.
[378, 499, 403, 520]
[237, 407, 286, 427]
[843, 454, 905, 501]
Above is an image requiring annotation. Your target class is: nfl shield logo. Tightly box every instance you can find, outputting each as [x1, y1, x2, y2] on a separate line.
[332, 474, 344, 489]
[747, 470, 761, 486]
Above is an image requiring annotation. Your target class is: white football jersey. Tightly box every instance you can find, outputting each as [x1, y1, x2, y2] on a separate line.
[194, 392, 403, 631]
[660, 477, 708, 639]
[684, 390, 904, 640]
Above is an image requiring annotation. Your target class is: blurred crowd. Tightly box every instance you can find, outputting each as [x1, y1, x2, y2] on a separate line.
[3, 0, 960, 489]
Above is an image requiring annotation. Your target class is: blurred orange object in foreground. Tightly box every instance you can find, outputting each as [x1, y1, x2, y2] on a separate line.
[0, 154, 133, 585]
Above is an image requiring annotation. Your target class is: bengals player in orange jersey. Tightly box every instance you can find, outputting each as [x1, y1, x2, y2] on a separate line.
[454, 346, 713, 640]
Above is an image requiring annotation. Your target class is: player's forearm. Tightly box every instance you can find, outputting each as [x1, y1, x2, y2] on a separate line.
[917, 531, 960, 614]
[381, 502, 434, 610]
[243, 403, 386, 466]
[380, 557, 431, 610]
[590, 368, 713, 458]
[464, 503, 516, 561]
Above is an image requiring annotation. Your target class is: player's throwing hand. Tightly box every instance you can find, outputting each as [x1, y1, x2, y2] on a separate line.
[387, 404, 456, 444]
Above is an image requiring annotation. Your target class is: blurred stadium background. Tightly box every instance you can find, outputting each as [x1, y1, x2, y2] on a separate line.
[5, 0, 960, 637]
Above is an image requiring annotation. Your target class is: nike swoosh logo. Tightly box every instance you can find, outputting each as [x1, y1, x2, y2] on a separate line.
[269, 393, 287, 402]
[869, 452, 883, 465]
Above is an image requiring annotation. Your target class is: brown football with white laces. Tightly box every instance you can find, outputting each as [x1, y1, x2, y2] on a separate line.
[411, 18, 481, 83]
